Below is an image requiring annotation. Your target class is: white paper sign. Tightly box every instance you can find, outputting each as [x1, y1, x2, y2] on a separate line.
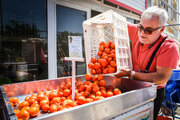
[68, 36, 83, 58]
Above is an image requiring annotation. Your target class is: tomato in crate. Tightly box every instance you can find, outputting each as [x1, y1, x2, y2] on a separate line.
[83, 10, 132, 75]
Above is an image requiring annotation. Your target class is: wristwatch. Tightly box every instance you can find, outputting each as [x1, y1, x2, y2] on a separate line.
[130, 71, 135, 79]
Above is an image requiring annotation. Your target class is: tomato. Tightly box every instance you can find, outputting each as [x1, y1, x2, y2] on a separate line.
[63, 89, 71, 97]
[9, 97, 19, 106]
[49, 91, 58, 100]
[107, 57, 113, 62]
[37, 91, 44, 95]
[40, 99, 49, 107]
[89, 94, 96, 101]
[96, 91, 102, 96]
[85, 73, 92, 81]
[99, 87, 106, 91]
[100, 90, 107, 97]
[91, 69, 96, 75]
[110, 61, 116, 67]
[30, 103, 40, 109]
[99, 45, 105, 52]
[96, 68, 102, 74]
[49, 104, 58, 113]
[29, 106, 39, 117]
[19, 109, 30, 120]
[108, 67, 116, 73]
[97, 74, 103, 81]
[107, 85, 114, 91]
[83, 91, 90, 97]
[94, 63, 101, 70]
[100, 41, 105, 45]
[65, 83, 72, 89]
[98, 51, 102, 56]
[57, 105, 63, 111]
[37, 93, 47, 102]
[113, 88, 122, 95]
[30, 94, 37, 101]
[91, 57, 96, 63]
[77, 96, 86, 105]
[86, 98, 93, 103]
[92, 76, 98, 81]
[51, 97, 61, 105]
[27, 98, 37, 105]
[110, 49, 115, 54]
[101, 52, 107, 58]
[85, 85, 92, 92]
[25, 96, 30, 102]
[93, 81, 99, 87]
[99, 80, 106, 87]
[88, 63, 94, 69]
[92, 85, 100, 93]
[99, 59, 107, 67]
[104, 43, 109, 48]
[96, 96, 104, 100]
[105, 48, 111, 54]
[110, 43, 115, 49]
[44, 91, 51, 97]
[107, 91, 114, 97]
[102, 68, 108, 74]
[63, 99, 73, 107]
[101, 55, 108, 61]
[41, 104, 49, 112]
[70, 101, 78, 107]
[79, 85, 85, 92]
[21, 107, 30, 112]
[108, 40, 113, 45]
[18, 101, 29, 110]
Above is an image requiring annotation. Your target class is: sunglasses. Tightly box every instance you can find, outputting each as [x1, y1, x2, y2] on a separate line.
[137, 24, 180, 35]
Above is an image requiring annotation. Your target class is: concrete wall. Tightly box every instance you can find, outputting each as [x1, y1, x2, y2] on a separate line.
[116, 0, 146, 12]
[58, 0, 141, 20]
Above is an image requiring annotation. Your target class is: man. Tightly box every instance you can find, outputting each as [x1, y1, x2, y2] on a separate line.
[115, 6, 179, 120]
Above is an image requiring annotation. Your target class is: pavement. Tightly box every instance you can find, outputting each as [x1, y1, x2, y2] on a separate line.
[174, 107, 180, 120]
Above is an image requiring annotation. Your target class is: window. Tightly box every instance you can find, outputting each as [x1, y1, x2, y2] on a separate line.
[91, 10, 101, 17]
[56, 5, 86, 77]
[159, 0, 168, 12]
[172, 1, 177, 21]
[0, 0, 48, 84]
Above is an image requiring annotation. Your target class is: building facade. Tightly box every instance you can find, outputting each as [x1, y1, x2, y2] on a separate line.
[0, 0, 179, 84]
[147, 0, 180, 43]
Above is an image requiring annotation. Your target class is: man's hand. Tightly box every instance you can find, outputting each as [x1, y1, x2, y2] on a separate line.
[114, 69, 131, 78]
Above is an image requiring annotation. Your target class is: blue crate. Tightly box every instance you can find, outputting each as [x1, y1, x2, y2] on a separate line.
[165, 80, 176, 93]
[169, 70, 180, 80]
[163, 70, 180, 119]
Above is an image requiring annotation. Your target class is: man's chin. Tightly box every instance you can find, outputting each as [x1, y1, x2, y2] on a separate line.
[139, 39, 146, 44]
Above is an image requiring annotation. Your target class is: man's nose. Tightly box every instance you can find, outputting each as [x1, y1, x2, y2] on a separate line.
[138, 29, 146, 35]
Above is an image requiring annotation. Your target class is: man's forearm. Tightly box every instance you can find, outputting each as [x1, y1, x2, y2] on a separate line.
[133, 72, 168, 85]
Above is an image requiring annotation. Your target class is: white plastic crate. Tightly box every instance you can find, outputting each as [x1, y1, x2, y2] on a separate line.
[83, 10, 132, 75]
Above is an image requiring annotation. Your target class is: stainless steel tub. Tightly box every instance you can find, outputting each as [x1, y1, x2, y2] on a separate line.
[0, 75, 157, 120]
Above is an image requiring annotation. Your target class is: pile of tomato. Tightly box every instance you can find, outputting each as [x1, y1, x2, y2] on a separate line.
[9, 73, 121, 120]
[88, 40, 117, 75]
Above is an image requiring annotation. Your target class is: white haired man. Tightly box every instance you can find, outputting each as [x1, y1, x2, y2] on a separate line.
[115, 6, 179, 120]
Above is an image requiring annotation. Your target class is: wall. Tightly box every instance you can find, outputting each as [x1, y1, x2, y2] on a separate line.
[58, 0, 141, 20]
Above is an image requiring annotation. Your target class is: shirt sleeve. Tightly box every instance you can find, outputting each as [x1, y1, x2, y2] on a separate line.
[157, 41, 179, 68]
[127, 23, 138, 44]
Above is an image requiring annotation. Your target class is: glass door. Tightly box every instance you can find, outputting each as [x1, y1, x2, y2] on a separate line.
[56, 4, 87, 77]
[0, 0, 48, 84]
